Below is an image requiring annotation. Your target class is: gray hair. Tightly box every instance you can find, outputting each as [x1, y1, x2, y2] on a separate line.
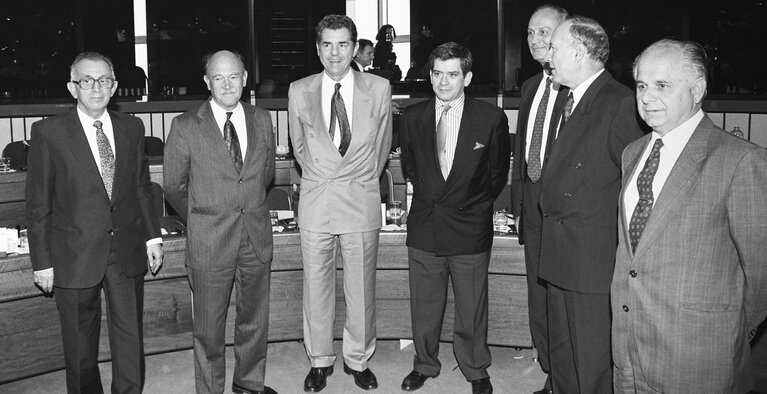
[633, 38, 708, 84]
[70, 51, 115, 80]
[567, 16, 609, 65]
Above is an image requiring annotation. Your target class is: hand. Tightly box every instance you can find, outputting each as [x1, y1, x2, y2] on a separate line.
[147, 243, 163, 274]
[34, 269, 54, 293]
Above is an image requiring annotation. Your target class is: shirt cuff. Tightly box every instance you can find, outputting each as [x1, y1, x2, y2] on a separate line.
[34, 267, 53, 274]
[146, 237, 162, 247]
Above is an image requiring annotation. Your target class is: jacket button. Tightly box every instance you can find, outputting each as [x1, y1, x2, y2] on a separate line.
[543, 213, 549, 217]
[238, 179, 243, 184]
[421, 179, 425, 183]
[630, 270, 637, 278]
[240, 209, 245, 214]
[110, 207, 115, 212]
[564, 192, 572, 198]
[575, 162, 583, 169]
[107, 229, 114, 235]
[458, 207, 464, 211]
[622, 305, 629, 312]
[557, 218, 563, 224]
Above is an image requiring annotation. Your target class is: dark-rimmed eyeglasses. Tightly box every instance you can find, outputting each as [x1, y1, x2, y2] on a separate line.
[71, 77, 116, 90]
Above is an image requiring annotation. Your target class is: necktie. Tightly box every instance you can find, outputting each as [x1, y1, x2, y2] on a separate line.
[93, 120, 115, 199]
[224, 111, 243, 173]
[527, 77, 552, 183]
[436, 104, 451, 179]
[329, 83, 352, 156]
[561, 91, 575, 125]
[628, 139, 664, 252]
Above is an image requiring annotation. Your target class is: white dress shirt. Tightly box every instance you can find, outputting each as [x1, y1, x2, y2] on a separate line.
[209, 99, 247, 160]
[623, 109, 703, 223]
[322, 70, 355, 148]
[525, 71, 562, 165]
[435, 93, 466, 177]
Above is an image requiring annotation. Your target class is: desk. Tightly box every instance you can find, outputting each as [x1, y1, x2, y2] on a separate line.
[0, 232, 528, 383]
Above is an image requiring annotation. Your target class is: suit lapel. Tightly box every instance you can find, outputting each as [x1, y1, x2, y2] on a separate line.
[417, 98, 444, 184]
[344, 71, 373, 163]
[197, 101, 240, 173]
[632, 118, 711, 259]
[109, 110, 130, 199]
[63, 110, 110, 201]
[540, 85, 570, 179]
[242, 104, 258, 171]
[303, 74, 339, 157]
[448, 98, 476, 185]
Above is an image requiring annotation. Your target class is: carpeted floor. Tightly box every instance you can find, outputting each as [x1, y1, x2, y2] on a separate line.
[1, 340, 546, 393]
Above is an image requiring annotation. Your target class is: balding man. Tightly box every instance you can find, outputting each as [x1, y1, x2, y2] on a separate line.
[164, 50, 277, 394]
[611, 38, 767, 393]
[510, 5, 569, 393]
[540, 16, 644, 393]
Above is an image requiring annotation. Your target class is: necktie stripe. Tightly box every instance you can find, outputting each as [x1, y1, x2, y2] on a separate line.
[93, 120, 115, 199]
[436, 104, 451, 179]
[330, 83, 352, 156]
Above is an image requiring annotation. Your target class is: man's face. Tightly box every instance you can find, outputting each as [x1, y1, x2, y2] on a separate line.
[527, 8, 561, 65]
[317, 28, 357, 81]
[67, 59, 117, 117]
[430, 58, 472, 102]
[355, 44, 374, 67]
[204, 52, 247, 111]
[546, 21, 578, 86]
[635, 48, 704, 136]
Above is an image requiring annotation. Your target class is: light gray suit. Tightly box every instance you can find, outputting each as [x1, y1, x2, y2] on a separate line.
[288, 70, 391, 370]
[164, 100, 275, 393]
[611, 116, 767, 393]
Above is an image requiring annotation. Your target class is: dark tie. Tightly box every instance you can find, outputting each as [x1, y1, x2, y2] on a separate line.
[628, 139, 664, 252]
[527, 77, 552, 183]
[93, 120, 115, 199]
[436, 104, 451, 179]
[329, 83, 352, 156]
[561, 91, 574, 125]
[224, 111, 243, 173]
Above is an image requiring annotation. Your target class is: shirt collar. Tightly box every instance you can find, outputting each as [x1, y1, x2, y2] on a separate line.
[76, 106, 109, 125]
[322, 68, 355, 90]
[651, 109, 704, 149]
[209, 99, 242, 118]
[571, 68, 604, 108]
[435, 93, 465, 112]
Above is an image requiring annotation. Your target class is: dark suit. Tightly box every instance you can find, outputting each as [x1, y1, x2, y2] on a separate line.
[401, 96, 510, 380]
[538, 71, 644, 393]
[612, 116, 767, 393]
[26, 109, 160, 393]
[163, 100, 275, 393]
[510, 73, 569, 385]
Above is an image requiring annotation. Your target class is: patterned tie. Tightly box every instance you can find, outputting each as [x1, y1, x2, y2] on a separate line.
[93, 120, 115, 199]
[527, 77, 552, 183]
[561, 91, 575, 125]
[436, 104, 451, 179]
[329, 83, 352, 156]
[224, 111, 243, 173]
[628, 139, 664, 252]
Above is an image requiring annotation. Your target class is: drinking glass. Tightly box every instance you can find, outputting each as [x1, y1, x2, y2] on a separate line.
[387, 201, 403, 225]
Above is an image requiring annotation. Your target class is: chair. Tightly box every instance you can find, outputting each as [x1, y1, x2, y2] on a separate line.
[2, 140, 30, 170]
[266, 187, 290, 210]
[379, 168, 394, 203]
[145, 136, 165, 157]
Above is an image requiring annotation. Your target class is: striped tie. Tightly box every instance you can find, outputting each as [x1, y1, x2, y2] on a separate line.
[436, 104, 451, 179]
[93, 120, 115, 199]
[329, 83, 352, 156]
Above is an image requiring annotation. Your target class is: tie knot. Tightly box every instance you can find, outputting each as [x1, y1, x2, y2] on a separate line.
[441, 104, 451, 114]
[650, 139, 664, 156]
[334, 83, 341, 93]
[545, 77, 552, 87]
[226, 111, 233, 120]
[93, 120, 102, 130]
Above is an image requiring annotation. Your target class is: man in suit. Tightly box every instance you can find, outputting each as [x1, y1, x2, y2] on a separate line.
[288, 15, 391, 393]
[612, 39, 767, 393]
[399, 42, 510, 394]
[540, 17, 644, 393]
[351, 39, 374, 72]
[163, 50, 276, 394]
[26, 51, 163, 394]
[510, 5, 568, 394]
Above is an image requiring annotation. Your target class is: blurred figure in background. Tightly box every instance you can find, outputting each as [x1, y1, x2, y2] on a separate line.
[352, 39, 374, 72]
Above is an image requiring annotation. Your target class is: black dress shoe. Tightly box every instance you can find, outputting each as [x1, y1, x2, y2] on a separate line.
[343, 362, 378, 390]
[304, 365, 334, 392]
[471, 377, 493, 394]
[401, 370, 436, 391]
[232, 382, 277, 394]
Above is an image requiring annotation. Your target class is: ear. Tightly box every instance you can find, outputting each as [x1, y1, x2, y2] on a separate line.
[573, 41, 586, 63]
[242, 71, 248, 87]
[109, 80, 118, 97]
[691, 77, 706, 103]
[66, 82, 78, 99]
[203, 75, 211, 91]
[316, 43, 321, 58]
[463, 71, 473, 87]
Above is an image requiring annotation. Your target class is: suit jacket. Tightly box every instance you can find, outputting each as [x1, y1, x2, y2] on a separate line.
[538, 71, 644, 293]
[611, 116, 767, 393]
[26, 109, 160, 288]
[163, 100, 275, 270]
[510, 73, 569, 244]
[401, 97, 510, 256]
[288, 70, 392, 234]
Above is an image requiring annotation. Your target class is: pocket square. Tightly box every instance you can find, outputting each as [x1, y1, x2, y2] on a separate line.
[473, 142, 486, 150]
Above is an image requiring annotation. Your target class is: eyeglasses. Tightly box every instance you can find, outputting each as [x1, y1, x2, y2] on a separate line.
[71, 77, 116, 90]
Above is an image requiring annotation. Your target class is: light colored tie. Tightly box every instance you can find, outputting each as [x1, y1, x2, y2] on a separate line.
[94, 120, 115, 199]
[436, 104, 451, 179]
[329, 83, 352, 156]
